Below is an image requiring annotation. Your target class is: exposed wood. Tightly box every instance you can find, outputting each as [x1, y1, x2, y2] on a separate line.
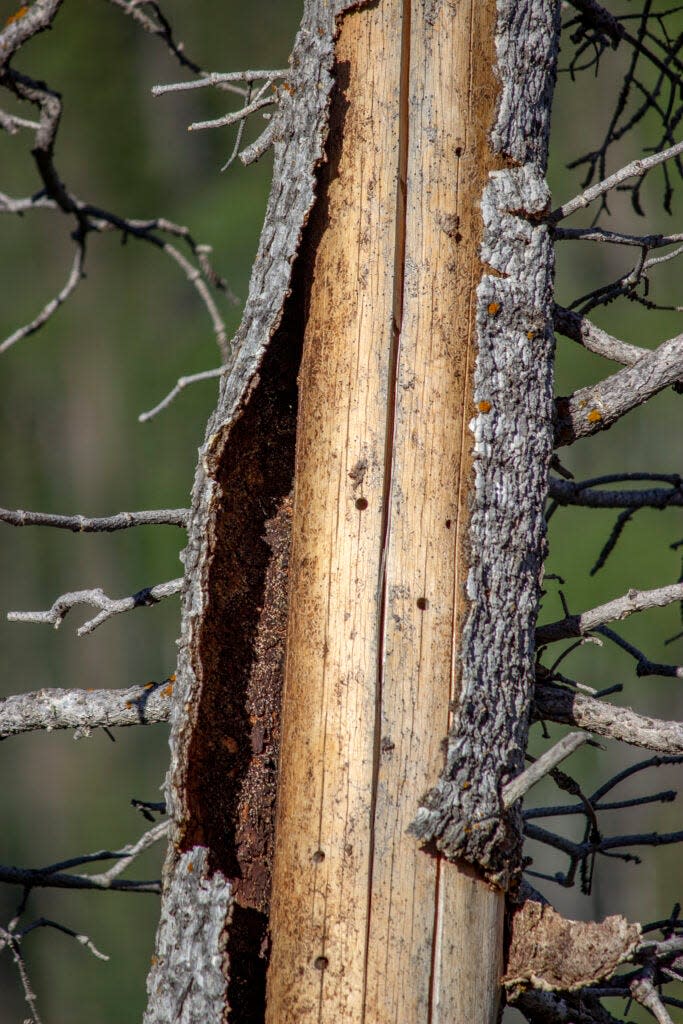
[267, 1, 507, 1021]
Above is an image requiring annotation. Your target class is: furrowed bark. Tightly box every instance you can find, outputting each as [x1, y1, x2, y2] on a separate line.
[144, 1, 559, 1021]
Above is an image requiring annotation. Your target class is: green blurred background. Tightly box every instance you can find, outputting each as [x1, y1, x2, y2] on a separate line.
[0, 1, 681, 1021]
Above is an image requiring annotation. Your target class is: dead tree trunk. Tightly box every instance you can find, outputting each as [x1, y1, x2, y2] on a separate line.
[144, 2, 560, 1022]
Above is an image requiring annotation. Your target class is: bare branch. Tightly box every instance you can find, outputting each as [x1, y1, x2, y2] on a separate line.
[0, 108, 39, 133]
[0, 822, 168, 894]
[151, 68, 289, 97]
[0, 0, 64, 66]
[138, 366, 225, 423]
[597, 625, 683, 679]
[548, 477, 683, 510]
[554, 305, 651, 367]
[0, 240, 84, 354]
[565, 0, 625, 48]
[0, 679, 174, 739]
[0, 190, 55, 214]
[537, 582, 683, 644]
[551, 139, 683, 222]
[188, 93, 276, 133]
[535, 683, 683, 754]
[0, 507, 188, 531]
[554, 334, 683, 447]
[162, 242, 229, 359]
[631, 973, 675, 1024]
[503, 732, 591, 808]
[105, 0, 202, 76]
[0, 926, 42, 1024]
[18, 917, 109, 961]
[239, 121, 276, 166]
[555, 227, 683, 249]
[7, 578, 183, 636]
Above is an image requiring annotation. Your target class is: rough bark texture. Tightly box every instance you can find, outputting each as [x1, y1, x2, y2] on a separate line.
[144, 4, 362, 1021]
[410, 0, 559, 885]
[144, 0, 560, 1020]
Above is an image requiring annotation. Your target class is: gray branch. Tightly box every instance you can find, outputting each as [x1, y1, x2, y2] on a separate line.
[0, 682, 173, 739]
[537, 583, 683, 644]
[554, 334, 683, 447]
[550, 139, 683, 222]
[535, 684, 683, 754]
[503, 732, 590, 808]
[554, 305, 651, 367]
[0, 507, 188, 531]
[7, 578, 183, 636]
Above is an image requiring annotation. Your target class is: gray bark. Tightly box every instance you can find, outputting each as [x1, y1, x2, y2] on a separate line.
[409, 0, 560, 885]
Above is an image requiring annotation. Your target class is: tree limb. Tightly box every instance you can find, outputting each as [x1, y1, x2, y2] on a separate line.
[7, 578, 183, 636]
[548, 477, 683, 509]
[503, 732, 591, 807]
[0, 680, 173, 739]
[554, 304, 650, 366]
[537, 582, 683, 644]
[550, 138, 683, 222]
[535, 683, 683, 754]
[554, 334, 683, 447]
[0, 507, 188, 531]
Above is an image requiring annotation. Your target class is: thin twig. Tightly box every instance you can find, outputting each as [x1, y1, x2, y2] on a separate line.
[551, 138, 683, 222]
[548, 477, 683, 509]
[138, 366, 225, 422]
[7, 578, 183, 636]
[0, 240, 85, 354]
[188, 92, 276, 133]
[151, 69, 289, 96]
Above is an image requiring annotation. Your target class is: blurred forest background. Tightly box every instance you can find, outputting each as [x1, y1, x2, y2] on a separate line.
[0, 1, 680, 1021]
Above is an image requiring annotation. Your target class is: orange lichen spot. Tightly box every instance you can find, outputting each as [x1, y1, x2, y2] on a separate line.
[187, 861, 194, 874]
[487, 301, 501, 316]
[526, 331, 536, 341]
[168, 673, 176, 683]
[281, 81, 295, 95]
[578, 398, 587, 409]
[5, 6, 29, 27]
[150, 955, 158, 966]
[144, 681, 156, 690]
[161, 683, 173, 697]
[125, 701, 133, 709]
[477, 400, 492, 414]
[223, 736, 239, 754]
[587, 409, 603, 423]
[461, 780, 472, 790]
[86, 687, 94, 692]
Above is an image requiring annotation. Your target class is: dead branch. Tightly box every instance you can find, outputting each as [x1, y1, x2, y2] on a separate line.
[138, 366, 225, 422]
[555, 227, 683, 249]
[104, 0, 202, 76]
[0, 679, 174, 739]
[554, 334, 683, 447]
[0, 0, 64, 66]
[7, 578, 183, 636]
[551, 139, 683, 222]
[0, 507, 188, 531]
[548, 476, 683, 509]
[188, 93, 277, 133]
[0, 108, 39, 133]
[0, 925, 42, 1024]
[13, 917, 109, 960]
[0, 190, 55, 213]
[512, 988, 621, 1024]
[535, 683, 683, 754]
[0, 240, 85, 354]
[554, 305, 651, 366]
[0, 821, 168, 894]
[537, 582, 683, 644]
[565, 0, 625, 48]
[596, 625, 683, 679]
[152, 69, 290, 97]
[503, 732, 591, 807]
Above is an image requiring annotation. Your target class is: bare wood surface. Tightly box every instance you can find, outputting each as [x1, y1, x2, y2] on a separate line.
[267, 2, 506, 1021]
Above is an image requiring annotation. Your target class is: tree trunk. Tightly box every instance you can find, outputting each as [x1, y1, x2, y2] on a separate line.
[144, 2, 560, 1022]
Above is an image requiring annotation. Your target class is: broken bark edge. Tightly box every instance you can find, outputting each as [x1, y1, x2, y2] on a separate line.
[505, 893, 641, 994]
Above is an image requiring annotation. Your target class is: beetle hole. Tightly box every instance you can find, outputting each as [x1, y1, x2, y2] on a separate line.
[312, 850, 325, 863]
[445, 519, 452, 529]
[314, 956, 329, 971]
[355, 497, 368, 511]
[416, 597, 429, 611]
